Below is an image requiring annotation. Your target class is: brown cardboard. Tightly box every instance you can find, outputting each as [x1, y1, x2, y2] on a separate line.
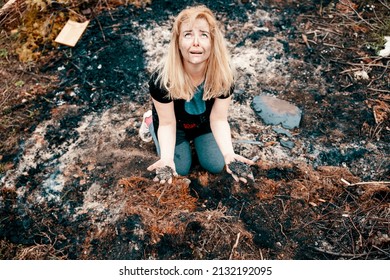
[55, 19, 90, 47]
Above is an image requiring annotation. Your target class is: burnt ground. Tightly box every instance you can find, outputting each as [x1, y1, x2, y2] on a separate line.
[0, 0, 389, 260]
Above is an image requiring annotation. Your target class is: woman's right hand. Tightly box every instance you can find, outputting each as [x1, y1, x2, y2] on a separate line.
[224, 153, 255, 183]
[147, 159, 177, 184]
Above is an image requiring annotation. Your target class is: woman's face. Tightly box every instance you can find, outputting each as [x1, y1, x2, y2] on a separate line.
[178, 18, 211, 69]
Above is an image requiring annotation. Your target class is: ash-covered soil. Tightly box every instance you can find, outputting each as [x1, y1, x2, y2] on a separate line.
[0, 0, 389, 260]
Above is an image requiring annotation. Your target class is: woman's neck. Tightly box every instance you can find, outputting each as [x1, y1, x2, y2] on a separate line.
[184, 62, 206, 87]
[190, 74, 205, 87]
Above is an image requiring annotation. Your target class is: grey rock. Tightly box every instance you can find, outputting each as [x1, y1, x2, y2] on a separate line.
[280, 139, 295, 149]
[272, 126, 292, 137]
[252, 95, 302, 129]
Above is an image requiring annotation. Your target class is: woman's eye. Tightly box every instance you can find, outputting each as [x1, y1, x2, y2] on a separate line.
[184, 33, 192, 38]
[201, 33, 209, 38]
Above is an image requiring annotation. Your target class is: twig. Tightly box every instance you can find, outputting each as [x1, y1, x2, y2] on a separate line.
[330, 59, 389, 68]
[341, 219, 356, 255]
[377, 60, 390, 79]
[316, 26, 343, 36]
[348, 216, 363, 253]
[100, 0, 114, 20]
[259, 248, 264, 260]
[341, 179, 390, 187]
[379, 0, 390, 11]
[373, 7, 386, 26]
[233, 139, 264, 146]
[368, 60, 390, 87]
[277, 198, 287, 214]
[369, 124, 384, 139]
[372, 245, 390, 257]
[157, 185, 167, 203]
[90, 5, 106, 42]
[278, 222, 288, 240]
[323, 42, 360, 51]
[337, 1, 377, 30]
[0, 87, 12, 108]
[238, 202, 245, 218]
[229, 232, 241, 260]
[313, 247, 368, 258]
[302, 34, 311, 49]
[70, 61, 82, 72]
[339, 68, 366, 74]
[341, 178, 351, 185]
[0, 0, 26, 27]
[0, 0, 17, 17]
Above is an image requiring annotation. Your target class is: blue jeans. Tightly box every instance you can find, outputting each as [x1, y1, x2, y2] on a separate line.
[150, 123, 225, 175]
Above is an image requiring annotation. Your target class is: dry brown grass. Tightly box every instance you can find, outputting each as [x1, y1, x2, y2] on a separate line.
[0, 238, 67, 260]
[120, 176, 197, 243]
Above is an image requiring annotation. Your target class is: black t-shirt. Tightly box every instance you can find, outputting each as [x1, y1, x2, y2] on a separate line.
[148, 73, 233, 141]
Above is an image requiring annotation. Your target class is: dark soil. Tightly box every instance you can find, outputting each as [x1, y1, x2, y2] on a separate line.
[0, 0, 389, 260]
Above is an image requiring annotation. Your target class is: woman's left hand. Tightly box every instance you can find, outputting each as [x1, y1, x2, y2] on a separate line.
[224, 153, 256, 183]
[147, 159, 177, 184]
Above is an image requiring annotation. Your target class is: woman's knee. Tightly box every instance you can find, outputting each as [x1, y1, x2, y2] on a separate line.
[200, 159, 224, 174]
[175, 158, 191, 175]
[194, 134, 225, 174]
[174, 141, 192, 176]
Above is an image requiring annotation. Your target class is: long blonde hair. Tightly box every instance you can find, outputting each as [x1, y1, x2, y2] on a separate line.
[156, 5, 234, 100]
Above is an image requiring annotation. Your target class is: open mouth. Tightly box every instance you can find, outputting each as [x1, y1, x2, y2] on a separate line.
[190, 51, 203, 54]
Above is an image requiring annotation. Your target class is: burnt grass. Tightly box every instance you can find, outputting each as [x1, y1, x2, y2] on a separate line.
[0, 0, 389, 260]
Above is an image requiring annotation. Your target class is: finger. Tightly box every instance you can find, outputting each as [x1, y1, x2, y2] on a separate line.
[231, 173, 239, 182]
[168, 177, 173, 184]
[225, 166, 232, 174]
[251, 155, 260, 162]
[147, 164, 156, 171]
[239, 177, 248, 183]
[236, 155, 255, 165]
[248, 173, 255, 181]
[153, 176, 159, 182]
[160, 179, 166, 184]
[242, 158, 255, 165]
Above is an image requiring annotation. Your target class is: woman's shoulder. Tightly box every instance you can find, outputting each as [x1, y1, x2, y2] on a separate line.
[215, 83, 234, 100]
[148, 71, 171, 103]
[148, 70, 160, 85]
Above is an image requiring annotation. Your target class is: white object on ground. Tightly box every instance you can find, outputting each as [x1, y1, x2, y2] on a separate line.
[139, 110, 153, 142]
[378, 36, 390, 57]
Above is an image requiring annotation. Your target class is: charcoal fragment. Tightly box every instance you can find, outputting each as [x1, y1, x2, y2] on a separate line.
[228, 160, 254, 180]
[156, 166, 174, 182]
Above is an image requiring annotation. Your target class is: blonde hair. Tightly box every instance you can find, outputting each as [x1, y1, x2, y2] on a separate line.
[156, 5, 234, 100]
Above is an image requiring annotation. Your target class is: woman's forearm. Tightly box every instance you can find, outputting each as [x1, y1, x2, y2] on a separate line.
[210, 119, 234, 161]
[151, 98, 176, 163]
[157, 123, 176, 161]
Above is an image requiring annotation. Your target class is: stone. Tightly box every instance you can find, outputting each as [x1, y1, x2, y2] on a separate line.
[279, 139, 295, 149]
[272, 126, 292, 137]
[252, 95, 302, 129]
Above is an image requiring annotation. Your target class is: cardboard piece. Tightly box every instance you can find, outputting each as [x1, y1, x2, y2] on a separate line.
[55, 19, 90, 47]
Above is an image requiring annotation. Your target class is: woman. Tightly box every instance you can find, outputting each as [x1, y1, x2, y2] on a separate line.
[145, 5, 254, 183]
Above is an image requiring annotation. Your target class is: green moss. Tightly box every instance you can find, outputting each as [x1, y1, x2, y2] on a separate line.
[0, 48, 8, 58]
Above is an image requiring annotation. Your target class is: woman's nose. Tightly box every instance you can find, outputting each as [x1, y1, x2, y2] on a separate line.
[192, 35, 199, 46]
